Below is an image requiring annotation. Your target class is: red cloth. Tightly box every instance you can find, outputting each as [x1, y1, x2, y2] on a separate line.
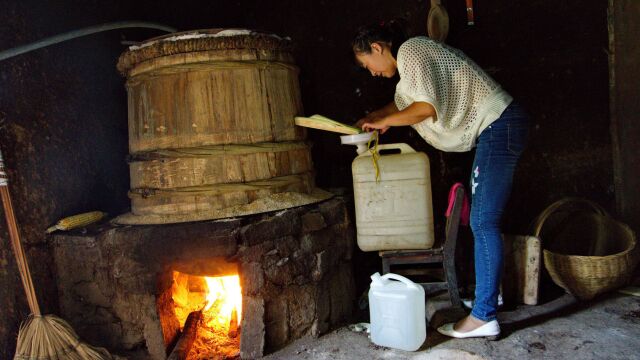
[445, 183, 470, 226]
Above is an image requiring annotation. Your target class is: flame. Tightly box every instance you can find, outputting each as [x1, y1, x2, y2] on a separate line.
[170, 271, 242, 357]
[203, 275, 242, 330]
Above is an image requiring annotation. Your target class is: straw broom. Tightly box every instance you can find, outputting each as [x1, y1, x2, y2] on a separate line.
[0, 149, 112, 360]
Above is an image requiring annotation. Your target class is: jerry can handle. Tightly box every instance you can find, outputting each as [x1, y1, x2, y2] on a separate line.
[380, 273, 421, 290]
[359, 143, 416, 157]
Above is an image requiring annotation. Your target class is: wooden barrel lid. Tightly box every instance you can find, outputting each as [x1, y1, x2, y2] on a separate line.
[117, 28, 294, 75]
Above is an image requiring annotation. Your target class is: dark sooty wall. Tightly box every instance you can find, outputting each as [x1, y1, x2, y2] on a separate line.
[0, 2, 134, 357]
[0, 0, 611, 357]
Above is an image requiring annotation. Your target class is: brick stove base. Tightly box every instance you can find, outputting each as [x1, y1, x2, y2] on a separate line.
[51, 197, 355, 359]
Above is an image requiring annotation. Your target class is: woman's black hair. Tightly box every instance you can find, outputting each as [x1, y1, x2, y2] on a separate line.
[352, 18, 410, 58]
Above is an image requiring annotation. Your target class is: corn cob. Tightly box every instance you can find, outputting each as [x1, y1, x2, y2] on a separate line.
[46, 211, 107, 233]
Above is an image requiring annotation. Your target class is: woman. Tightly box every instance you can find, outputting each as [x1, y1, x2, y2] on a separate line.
[353, 20, 529, 339]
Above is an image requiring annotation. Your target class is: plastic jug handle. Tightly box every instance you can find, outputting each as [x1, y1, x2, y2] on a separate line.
[358, 143, 416, 158]
[380, 273, 421, 290]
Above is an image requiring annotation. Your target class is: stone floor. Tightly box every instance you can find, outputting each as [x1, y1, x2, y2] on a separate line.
[263, 291, 640, 360]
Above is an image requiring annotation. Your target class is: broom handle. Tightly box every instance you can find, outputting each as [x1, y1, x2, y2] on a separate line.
[0, 150, 41, 315]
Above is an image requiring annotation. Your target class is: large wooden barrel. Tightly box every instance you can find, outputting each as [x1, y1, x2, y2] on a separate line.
[118, 29, 306, 153]
[115, 29, 330, 224]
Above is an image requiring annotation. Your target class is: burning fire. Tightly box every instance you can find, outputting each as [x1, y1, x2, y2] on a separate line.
[172, 271, 242, 332]
[171, 271, 242, 358]
[203, 275, 242, 330]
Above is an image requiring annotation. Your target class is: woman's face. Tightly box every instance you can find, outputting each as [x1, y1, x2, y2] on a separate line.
[355, 42, 397, 78]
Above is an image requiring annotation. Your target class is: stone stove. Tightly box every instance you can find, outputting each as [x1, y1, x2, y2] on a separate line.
[51, 197, 355, 359]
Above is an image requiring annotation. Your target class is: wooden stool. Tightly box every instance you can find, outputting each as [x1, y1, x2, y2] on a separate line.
[379, 186, 465, 307]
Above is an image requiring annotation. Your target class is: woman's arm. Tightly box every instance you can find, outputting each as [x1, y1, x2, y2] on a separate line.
[374, 101, 400, 117]
[361, 101, 435, 132]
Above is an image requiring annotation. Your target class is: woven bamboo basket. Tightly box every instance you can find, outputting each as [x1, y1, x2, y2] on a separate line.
[533, 198, 639, 300]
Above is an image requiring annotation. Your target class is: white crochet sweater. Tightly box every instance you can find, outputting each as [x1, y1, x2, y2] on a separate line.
[394, 37, 513, 152]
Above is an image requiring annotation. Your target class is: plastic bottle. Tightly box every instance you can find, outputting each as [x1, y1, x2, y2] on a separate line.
[368, 272, 426, 351]
[351, 143, 434, 251]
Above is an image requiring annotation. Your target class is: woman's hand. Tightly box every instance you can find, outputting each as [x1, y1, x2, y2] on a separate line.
[359, 115, 390, 134]
[354, 101, 399, 134]
[361, 101, 436, 133]
[355, 111, 380, 127]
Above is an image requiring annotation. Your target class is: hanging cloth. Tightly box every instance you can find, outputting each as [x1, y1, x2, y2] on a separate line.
[445, 182, 470, 226]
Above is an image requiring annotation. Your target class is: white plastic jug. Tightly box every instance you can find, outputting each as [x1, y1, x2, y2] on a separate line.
[351, 143, 434, 251]
[368, 272, 426, 351]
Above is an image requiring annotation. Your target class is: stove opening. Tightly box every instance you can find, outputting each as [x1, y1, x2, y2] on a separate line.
[171, 270, 242, 359]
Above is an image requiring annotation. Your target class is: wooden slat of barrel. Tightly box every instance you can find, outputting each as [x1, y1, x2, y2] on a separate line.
[127, 61, 304, 152]
[264, 66, 305, 142]
[129, 142, 313, 189]
[129, 172, 314, 216]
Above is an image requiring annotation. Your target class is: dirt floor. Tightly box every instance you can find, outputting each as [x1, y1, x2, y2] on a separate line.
[264, 291, 640, 360]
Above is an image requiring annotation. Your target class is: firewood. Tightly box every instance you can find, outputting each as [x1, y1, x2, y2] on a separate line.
[228, 308, 238, 338]
[168, 310, 203, 360]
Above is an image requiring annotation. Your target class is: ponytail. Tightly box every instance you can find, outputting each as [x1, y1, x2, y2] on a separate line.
[352, 18, 410, 58]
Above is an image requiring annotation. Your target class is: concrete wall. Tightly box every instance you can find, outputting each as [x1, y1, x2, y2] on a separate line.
[0, 0, 613, 357]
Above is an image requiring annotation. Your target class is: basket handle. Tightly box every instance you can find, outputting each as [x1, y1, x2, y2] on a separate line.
[531, 197, 608, 237]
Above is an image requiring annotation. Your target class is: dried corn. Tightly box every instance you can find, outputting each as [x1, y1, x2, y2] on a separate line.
[46, 211, 107, 233]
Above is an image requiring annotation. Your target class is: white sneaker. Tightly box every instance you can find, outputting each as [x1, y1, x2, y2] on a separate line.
[437, 320, 500, 340]
[461, 294, 504, 309]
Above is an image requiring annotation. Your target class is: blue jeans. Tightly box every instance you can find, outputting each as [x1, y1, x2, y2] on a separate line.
[469, 102, 529, 321]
